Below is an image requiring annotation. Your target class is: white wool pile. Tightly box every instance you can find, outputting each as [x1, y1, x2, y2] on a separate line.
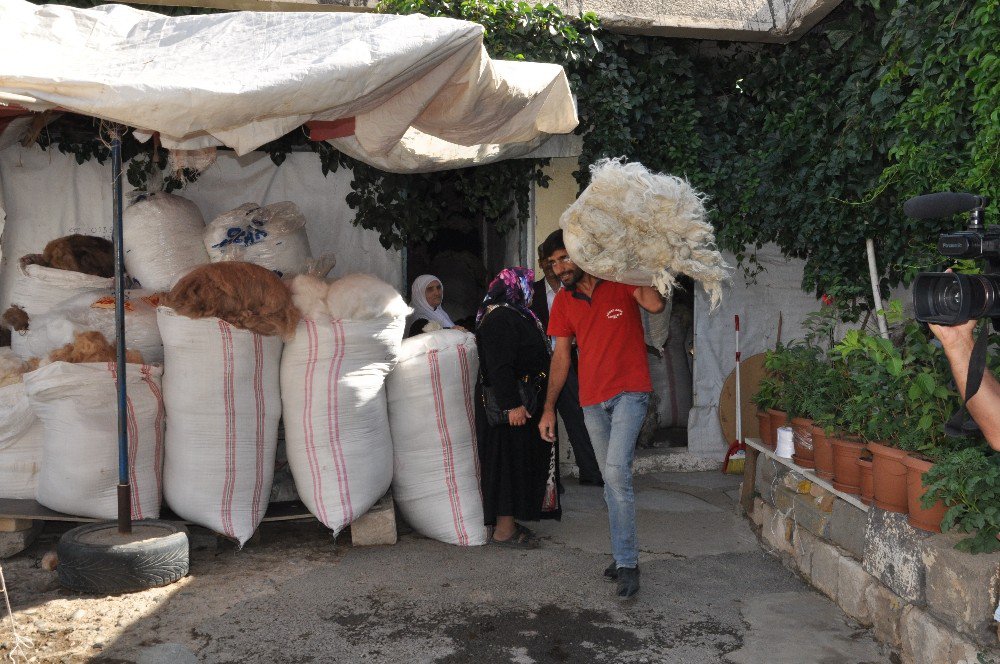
[0, 348, 28, 388]
[325, 274, 412, 321]
[559, 158, 730, 309]
[290, 274, 330, 320]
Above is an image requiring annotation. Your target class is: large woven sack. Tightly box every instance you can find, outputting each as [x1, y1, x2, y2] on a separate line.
[158, 307, 282, 545]
[205, 202, 312, 277]
[0, 381, 44, 499]
[123, 192, 210, 291]
[7, 263, 112, 320]
[281, 314, 404, 535]
[386, 330, 487, 546]
[24, 362, 164, 519]
[12, 291, 163, 364]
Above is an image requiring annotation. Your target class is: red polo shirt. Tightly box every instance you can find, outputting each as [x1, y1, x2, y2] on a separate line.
[547, 280, 652, 407]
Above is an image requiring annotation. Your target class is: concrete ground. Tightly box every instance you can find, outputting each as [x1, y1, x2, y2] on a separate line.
[2, 471, 893, 663]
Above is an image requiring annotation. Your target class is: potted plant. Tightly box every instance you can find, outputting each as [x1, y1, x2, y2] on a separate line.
[761, 344, 795, 447]
[779, 344, 821, 469]
[752, 374, 779, 450]
[803, 358, 851, 481]
[923, 445, 1000, 550]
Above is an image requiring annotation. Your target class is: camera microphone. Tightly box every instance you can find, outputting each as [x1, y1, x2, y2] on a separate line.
[903, 192, 987, 219]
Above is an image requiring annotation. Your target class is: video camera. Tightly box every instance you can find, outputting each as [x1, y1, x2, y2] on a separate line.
[909, 192, 994, 325]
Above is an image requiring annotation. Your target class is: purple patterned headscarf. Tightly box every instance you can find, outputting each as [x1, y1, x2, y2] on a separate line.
[475, 266, 540, 328]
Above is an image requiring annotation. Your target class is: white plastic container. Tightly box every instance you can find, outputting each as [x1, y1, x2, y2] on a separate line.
[775, 426, 794, 459]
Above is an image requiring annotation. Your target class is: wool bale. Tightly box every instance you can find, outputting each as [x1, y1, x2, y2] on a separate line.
[123, 192, 210, 291]
[0, 351, 43, 499]
[204, 202, 312, 277]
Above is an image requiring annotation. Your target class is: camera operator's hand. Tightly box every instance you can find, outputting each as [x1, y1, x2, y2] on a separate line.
[928, 318, 977, 354]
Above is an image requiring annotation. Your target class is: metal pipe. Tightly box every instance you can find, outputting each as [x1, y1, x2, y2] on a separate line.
[111, 133, 132, 535]
[866, 238, 889, 340]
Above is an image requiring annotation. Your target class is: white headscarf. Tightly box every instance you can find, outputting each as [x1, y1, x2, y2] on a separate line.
[409, 274, 455, 328]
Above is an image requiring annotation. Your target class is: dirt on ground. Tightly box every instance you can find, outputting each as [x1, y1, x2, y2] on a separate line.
[1, 519, 338, 663]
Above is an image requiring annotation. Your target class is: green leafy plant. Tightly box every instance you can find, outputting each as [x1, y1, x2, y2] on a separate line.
[923, 446, 1000, 553]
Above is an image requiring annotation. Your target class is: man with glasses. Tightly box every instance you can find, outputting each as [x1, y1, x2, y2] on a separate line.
[530, 245, 604, 488]
[538, 229, 665, 600]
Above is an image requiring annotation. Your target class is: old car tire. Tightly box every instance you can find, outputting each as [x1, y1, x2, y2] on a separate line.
[56, 520, 189, 594]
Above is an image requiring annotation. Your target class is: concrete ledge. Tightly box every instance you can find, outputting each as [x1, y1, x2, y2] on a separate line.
[921, 533, 1000, 647]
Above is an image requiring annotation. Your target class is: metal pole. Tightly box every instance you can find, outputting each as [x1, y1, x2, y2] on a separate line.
[866, 238, 889, 340]
[111, 133, 132, 535]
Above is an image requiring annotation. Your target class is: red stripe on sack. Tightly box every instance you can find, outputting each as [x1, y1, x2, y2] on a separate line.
[327, 318, 353, 525]
[663, 351, 678, 426]
[429, 351, 468, 545]
[141, 365, 166, 506]
[302, 321, 329, 525]
[456, 345, 481, 485]
[250, 334, 266, 527]
[219, 321, 237, 539]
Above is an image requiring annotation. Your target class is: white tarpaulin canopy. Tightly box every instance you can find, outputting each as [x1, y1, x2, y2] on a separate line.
[0, 0, 578, 172]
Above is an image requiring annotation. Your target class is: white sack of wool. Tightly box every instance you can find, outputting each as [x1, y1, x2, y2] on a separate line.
[7, 263, 112, 320]
[204, 202, 312, 278]
[386, 329, 487, 546]
[0, 350, 43, 499]
[559, 158, 729, 308]
[281, 275, 407, 535]
[11, 291, 163, 364]
[24, 361, 164, 519]
[123, 192, 211, 291]
[158, 306, 282, 546]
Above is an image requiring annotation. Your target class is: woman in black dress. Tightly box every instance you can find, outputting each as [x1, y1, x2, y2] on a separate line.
[475, 267, 560, 547]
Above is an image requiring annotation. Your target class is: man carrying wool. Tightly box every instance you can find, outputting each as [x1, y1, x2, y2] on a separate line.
[538, 229, 666, 600]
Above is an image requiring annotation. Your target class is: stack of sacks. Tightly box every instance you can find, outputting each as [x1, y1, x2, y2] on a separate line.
[560, 158, 730, 307]
[8, 291, 164, 364]
[281, 273, 409, 535]
[204, 202, 314, 278]
[386, 329, 488, 546]
[123, 192, 210, 291]
[0, 350, 44, 499]
[24, 333, 163, 519]
[158, 262, 298, 545]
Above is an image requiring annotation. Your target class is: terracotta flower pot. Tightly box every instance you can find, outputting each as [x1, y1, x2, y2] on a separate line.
[902, 454, 948, 533]
[757, 411, 774, 449]
[767, 409, 787, 449]
[857, 456, 874, 505]
[790, 417, 815, 469]
[829, 435, 865, 494]
[812, 426, 834, 480]
[868, 441, 909, 514]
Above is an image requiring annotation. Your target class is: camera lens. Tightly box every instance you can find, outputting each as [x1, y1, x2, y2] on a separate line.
[932, 278, 964, 319]
[914, 272, 1000, 324]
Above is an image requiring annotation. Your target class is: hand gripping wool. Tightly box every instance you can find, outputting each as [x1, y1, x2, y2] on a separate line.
[0, 351, 43, 499]
[204, 202, 312, 278]
[158, 307, 282, 545]
[386, 330, 487, 546]
[560, 158, 730, 309]
[23, 361, 164, 519]
[123, 192, 210, 291]
[281, 308, 406, 535]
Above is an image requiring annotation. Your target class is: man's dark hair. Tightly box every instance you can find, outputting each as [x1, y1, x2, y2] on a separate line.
[540, 229, 565, 261]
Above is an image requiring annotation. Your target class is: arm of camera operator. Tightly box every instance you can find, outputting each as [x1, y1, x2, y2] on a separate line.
[539, 336, 572, 442]
[929, 319, 1000, 452]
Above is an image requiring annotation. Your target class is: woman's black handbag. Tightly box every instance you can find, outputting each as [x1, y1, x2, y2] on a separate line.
[481, 372, 546, 426]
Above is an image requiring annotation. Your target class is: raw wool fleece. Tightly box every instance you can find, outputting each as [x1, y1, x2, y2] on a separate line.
[204, 202, 312, 278]
[24, 361, 164, 519]
[11, 291, 163, 364]
[325, 273, 411, 321]
[386, 329, 487, 546]
[158, 307, 283, 545]
[123, 192, 210, 291]
[165, 262, 300, 340]
[20, 234, 115, 278]
[290, 274, 330, 321]
[0, 349, 42, 499]
[560, 158, 730, 309]
[281, 312, 406, 535]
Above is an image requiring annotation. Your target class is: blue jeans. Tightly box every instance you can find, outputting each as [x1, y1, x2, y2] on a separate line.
[582, 391, 649, 569]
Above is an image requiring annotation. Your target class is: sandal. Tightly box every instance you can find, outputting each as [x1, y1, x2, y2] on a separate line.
[489, 523, 540, 549]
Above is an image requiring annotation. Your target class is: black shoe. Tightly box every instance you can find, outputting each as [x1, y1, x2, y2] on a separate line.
[616, 566, 640, 600]
[603, 560, 618, 582]
[579, 477, 605, 487]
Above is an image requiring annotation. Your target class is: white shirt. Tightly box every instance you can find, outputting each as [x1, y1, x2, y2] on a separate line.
[545, 279, 559, 350]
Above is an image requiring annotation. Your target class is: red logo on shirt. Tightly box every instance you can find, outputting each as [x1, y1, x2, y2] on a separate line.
[606, 308, 623, 319]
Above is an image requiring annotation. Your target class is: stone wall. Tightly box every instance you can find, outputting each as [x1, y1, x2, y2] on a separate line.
[749, 456, 1000, 664]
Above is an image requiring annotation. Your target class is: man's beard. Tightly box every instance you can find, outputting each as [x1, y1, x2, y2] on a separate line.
[559, 266, 584, 287]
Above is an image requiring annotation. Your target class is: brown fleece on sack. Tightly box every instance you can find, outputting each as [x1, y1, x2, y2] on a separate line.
[164, 262, 300, 339]
[45, 330, 144, 365]
[2, 305, 30, 332]
[20, 234, 115, 278]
